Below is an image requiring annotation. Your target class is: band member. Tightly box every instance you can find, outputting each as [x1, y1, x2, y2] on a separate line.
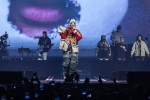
[38, 31, 51, 60]
[0, 32, 9, 60]
[131, 34, 149, 61]
[116, 37, 127, 60]
[97, 35, 111, 60]
[58, 18, 82, 78]
[111, 25, 124, 46]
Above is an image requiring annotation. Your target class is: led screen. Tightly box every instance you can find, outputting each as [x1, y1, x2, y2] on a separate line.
[0, 0, 149, 49]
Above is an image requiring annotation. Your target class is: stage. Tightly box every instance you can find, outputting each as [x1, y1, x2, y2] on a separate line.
[1, 49, 150, 80]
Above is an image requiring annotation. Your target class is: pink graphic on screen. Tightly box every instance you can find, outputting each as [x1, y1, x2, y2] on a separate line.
[8, 0, 81, 37]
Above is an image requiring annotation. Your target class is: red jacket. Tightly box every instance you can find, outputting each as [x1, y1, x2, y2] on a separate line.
[59, 27, 82, 42]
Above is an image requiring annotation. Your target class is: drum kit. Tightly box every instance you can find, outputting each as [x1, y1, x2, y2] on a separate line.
[0, 32, 41, 60]
[0, 32, 54, 60]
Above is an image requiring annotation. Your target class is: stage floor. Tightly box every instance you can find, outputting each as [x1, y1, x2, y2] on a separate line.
[1, 56, 150, 80]
[40, 78, 127, 84]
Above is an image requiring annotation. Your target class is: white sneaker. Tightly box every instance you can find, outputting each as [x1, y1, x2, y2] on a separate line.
[45, 76, 53, 82]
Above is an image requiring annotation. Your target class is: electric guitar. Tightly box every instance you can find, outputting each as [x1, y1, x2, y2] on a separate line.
[38, 43, 54, 54]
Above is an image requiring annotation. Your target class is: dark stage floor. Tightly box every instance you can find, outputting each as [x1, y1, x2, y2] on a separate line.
[0, 56, 150, 80]
[0, 48, 149, 80]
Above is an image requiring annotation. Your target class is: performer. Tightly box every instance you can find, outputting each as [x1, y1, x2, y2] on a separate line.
[111, 25, 124, 46]
[38, 31, 51, 60]
[0, 32, 9, 60]
[116, 37, 127, 61]
[111, 25, 124, 60]
[131, 34, 149, 61]
[58, 18, 82, 79]
[97, 35, 111, 60]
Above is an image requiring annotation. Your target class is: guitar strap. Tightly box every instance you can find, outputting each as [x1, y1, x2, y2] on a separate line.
[44, 38, 47, 46]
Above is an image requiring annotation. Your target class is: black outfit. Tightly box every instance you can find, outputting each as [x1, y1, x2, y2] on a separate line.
[0, 40, 9, 60]
[38, 36, 51, 52]
[116, 43, 127, 59]
[97, 40, 110, 59]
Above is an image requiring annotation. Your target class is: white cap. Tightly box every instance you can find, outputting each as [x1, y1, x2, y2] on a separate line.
[70, 18, 76, 24]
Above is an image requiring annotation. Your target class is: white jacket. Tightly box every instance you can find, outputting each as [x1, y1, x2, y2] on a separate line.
[59, 39, 79, 53]
[131, 40, 149, 57]
[58, 26, 81, 53]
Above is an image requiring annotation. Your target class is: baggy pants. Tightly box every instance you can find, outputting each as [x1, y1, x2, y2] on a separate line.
[62, 51, 78, 77]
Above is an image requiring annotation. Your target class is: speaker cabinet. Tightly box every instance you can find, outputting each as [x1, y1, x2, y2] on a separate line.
[127, 71, 150, 87]
[0, 71, 23, 84]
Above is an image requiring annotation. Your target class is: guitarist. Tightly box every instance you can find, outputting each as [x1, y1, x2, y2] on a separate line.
[38, 31, 51, 60]
[58, 18, 82, 79]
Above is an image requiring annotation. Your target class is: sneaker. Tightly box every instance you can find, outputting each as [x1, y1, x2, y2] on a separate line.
[45, 76, 53, 82]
